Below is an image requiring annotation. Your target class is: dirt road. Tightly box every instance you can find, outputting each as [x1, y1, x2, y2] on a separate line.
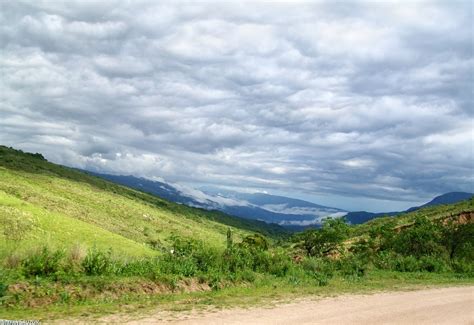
[125, 286, 474, 324]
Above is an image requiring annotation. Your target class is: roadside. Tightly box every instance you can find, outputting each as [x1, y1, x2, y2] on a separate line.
[108, 286, 474, 324]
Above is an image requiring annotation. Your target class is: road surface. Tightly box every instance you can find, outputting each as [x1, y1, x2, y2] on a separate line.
[125, 286, 474, 324]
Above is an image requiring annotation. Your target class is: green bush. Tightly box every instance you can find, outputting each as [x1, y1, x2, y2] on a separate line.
[160, 255, 197, 277]
[267, 250, 293, 277]
[222, 247, 254, 273]
[418, 256, 450, 273]
[301, 257, 335, 277]
[392, 217, 446, 258]
[82, 247, 113, 275]
[0, 281, 8, 299]
[297, 218, 349, 257]
[238, 269, 256, 283]
[393, 255, 420, 272]
[313, 272, 330, 286]
[22, 247, 64, 277]
[451, 259, 474, 275]
[338, 256, 367, 278]
[240, 234, 269, 251]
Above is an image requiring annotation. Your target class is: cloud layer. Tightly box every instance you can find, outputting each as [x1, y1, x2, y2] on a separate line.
[1, 0, 472, 209]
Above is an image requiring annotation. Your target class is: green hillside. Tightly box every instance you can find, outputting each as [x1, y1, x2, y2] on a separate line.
[352, 198, 474, 237]
[0, 145, 286, 259]
[0, 145, 472, 321]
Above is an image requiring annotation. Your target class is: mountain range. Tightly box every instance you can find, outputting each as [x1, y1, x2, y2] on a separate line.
[86, 171, 473, 229]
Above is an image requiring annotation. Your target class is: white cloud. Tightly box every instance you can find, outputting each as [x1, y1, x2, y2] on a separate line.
[1, 0, 472, 210]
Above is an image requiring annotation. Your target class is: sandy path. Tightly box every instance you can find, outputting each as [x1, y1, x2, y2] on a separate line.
[123, 286, 474, 324]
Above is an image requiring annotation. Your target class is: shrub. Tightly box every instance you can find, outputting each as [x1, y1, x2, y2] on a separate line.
[441, 222, 474, 260]
[22, 247, 64, 277]
[0, 281, 8, 299]
[238, 269, 256, 283]
[313, 273, 330, 286]
[393, 255, 420, 272]
[160, 255, 197, 277]
[298, 218, 349, 257]
[3, 253, 22, 269]
[222, 247, 254, 273]
[267, 250, 292, 277]
[240, 234, 269, 251]
[392, 216, 446, 258]
[82, 247, 113, 275]
[451, 259, 474, 275]
[418, 256, 450, 273]
[338, 256, 367, 278]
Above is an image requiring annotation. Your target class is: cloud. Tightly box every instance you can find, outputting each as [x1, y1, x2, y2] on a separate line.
[1, 0, 472, 210]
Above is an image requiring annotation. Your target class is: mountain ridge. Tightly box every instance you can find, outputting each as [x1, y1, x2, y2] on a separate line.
[86, 171, 472, 228]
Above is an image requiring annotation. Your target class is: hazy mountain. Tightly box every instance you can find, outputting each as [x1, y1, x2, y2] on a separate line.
[86, 172, 472, 228]
[87, 172, 346, 227]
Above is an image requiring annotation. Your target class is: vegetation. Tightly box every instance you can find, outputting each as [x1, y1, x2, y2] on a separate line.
[0, 145, 473, 320]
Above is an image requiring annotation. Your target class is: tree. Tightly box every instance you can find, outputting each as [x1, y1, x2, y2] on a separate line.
[300, 218, 350, 257]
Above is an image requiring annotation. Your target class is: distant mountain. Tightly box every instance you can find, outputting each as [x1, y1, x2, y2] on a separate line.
[85, 172, 472, 228]
[406, 192, 474, 211]
[86, 173, 206, 207]
[345, 192, 474, 224]
[201, 188, 346, 226]
[87, 172, 346, 227]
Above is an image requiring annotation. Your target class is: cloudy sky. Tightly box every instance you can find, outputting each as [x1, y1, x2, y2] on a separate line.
[1, 0, 472, 211]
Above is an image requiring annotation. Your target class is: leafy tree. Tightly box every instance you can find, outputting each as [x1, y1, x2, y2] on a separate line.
[392, 216, 445, 258]
[300, 218, 350, 257]
[441, 221, 474, 260]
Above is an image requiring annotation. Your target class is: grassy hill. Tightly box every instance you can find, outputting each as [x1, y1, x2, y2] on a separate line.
[352, 197, 473, 236]
[0, 145, 287, 259]
[0, 145, 472, 321]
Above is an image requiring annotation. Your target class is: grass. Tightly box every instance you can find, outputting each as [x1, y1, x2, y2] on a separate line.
[0, 192, 155, 258]
[1, 271, 472, 322]
[0, 145, 288, 261]
[353, 198, 474, 236]
[0, 145, 472, 322]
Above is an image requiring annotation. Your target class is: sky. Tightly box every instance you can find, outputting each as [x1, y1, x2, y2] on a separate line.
[1, 0, 473, 212]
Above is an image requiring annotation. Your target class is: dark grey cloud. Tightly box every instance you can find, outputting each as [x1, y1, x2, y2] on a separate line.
[1, 0, 472, 211]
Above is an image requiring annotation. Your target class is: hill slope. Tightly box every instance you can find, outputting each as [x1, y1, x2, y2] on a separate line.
[345, 192, 473, 225]
[353, 196, 474, 236]
[87, 172, 345, 226]
[0, 146, 287, 259]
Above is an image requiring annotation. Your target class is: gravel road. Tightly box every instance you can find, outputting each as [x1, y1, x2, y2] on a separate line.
[126, 286, 473, 324]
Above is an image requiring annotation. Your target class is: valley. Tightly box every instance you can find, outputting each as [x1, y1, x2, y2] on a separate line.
[0, 146, 473, 322]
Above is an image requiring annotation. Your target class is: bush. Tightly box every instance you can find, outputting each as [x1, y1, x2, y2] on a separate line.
[297, 218, 349, 257]
[392, 216, 446, 258]
[313, 273, 330, 286]
[338, 256, 367, 278]
[418, 256, 450, 273]
[22, 247, 64, 277]
[240, 234, 269, 251]
[301, 257, 335, 277]
[451, 259, 474, 275]
[267, 250, 292, 277]
[160, 255, 197, 277]
[238, 269, 256, 283]
[222, 247, 254, 273]
[82, 247, 113, 276]
[393, 255, 420, 272]
[0, 281, 8, 299]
